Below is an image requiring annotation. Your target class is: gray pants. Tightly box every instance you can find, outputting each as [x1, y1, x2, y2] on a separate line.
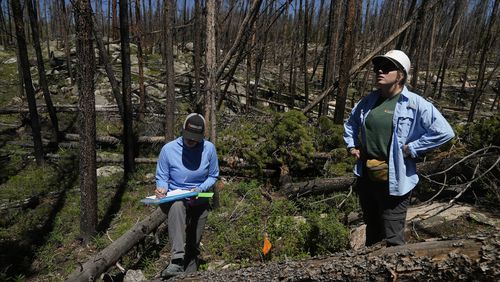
[356, 176, 411, 246]
[164, 199, 209, 273]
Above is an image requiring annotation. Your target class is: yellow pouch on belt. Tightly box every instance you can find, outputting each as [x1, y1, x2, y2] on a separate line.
[366, 159, 388, 182]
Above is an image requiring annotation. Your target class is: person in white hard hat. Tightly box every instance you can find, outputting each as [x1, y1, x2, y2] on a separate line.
[343, 50, 455, 246]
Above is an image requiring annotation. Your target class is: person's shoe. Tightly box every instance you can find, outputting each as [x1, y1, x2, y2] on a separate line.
[161, 262, 184, 279]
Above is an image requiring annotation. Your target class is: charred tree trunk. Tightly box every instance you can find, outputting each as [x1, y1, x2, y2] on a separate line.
[111, 0, 118, 39]
[106, 0, 111, 52]
[74, 0, 97, 243]
[0, 0, 10, 48]
[395, 0, 416, 50]
[333, 0, 356, 124]
[26, 0, 60, 143]
[14, 35, 24, 99]
[288, 1, 299, 108]
[90, 5, 124, 119]
[43, 0, 50, 55]
[11, 0, 44, 165]
[192, 0, 202, 112]
[205, 0, 217, 141]
[253, 28, 268, 109]
[408, 0, 429, 89]
[435, 0, 465, 99]
[423, 9, 436, 97]
[164, 0, 175, 141]
[60, 0, 74, 85]
[245, 39, 252, 110]
[302, 0, 309, 106]
[320, 0, 342, 117]
[120, 0, 135, 178]
[135, 0, 146, 121]
[467, 0, 499, 122]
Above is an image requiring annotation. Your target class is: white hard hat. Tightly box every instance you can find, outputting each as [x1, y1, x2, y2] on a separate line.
[372, 50, 411, 75]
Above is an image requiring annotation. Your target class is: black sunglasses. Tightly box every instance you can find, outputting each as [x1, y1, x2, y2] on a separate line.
[373, 63, 399, 74]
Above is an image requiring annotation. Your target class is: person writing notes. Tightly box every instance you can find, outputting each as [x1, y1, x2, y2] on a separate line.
[155, 113, 219, 278]
[343, 50, 454, 246]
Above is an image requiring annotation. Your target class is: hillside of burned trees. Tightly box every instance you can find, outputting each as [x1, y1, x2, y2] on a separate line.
[0, 0, 498, 281]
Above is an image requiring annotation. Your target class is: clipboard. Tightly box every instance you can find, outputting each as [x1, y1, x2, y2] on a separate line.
[140, 190, 199, 205]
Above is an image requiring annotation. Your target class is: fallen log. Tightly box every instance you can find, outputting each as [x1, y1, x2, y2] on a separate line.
[66, 206, 168, 281]
[64, 133, 120, 145]
[282, 176, 355, 198]
[166, 236, 498, 281]
[0, 104, 119, 114]
[0, 191, 63, 211]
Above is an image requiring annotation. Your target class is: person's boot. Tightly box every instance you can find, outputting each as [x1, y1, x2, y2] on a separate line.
[161, 259, 184, 279]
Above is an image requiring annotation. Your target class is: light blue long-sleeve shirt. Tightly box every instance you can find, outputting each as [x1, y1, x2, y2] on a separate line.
[156, 137, 219, 192]
[344, 86, 455, 196]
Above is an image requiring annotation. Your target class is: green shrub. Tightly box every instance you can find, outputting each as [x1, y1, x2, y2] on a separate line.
[303, 211, 349, 256]
[217, 118, 273, 172]
[217, 110, 315, 174]
[205, 181, 265, 261]
[315, 116, 345, 152]
[322, 148, 355, 177]
[457, 116, 500, 150]
[273, 110, 315, 171]
[266, 199, 308, 260]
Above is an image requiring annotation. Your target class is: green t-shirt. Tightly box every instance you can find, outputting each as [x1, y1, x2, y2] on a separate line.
[363, 93, 400, 160]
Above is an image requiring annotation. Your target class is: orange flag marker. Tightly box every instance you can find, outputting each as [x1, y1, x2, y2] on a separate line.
[262, 233, 272, 256]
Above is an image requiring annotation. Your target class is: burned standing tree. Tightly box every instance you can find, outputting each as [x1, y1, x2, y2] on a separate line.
[0, 0, 11, 48]
[408, 0, 429, 88]
[134, 0, 146, 121]
[333, 0, 356, 124]
[320, 0, 342, 117]
[434, 0, 465, 99]
[111, 0, 118, 40]
[467, 0, 499, 122]
[394, 0, 416, 50]
[26, 0, 60, 143]
[74, 0, 97, 243]
[42, 0, 51, 55]
[164, 0, 175, 141]
[287, 0, 300, 108]
[120, 0, 135, 178]
[90, 4, 124, 119]
[192, 0, 202, 112]
[423, 7, 436, 97]
[302, 0, 309, 106]
[253, 2, 273, 108]
[59, 0, 74, 84]
[10, 0, 44, 165]
[205, 0, 217, 141]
